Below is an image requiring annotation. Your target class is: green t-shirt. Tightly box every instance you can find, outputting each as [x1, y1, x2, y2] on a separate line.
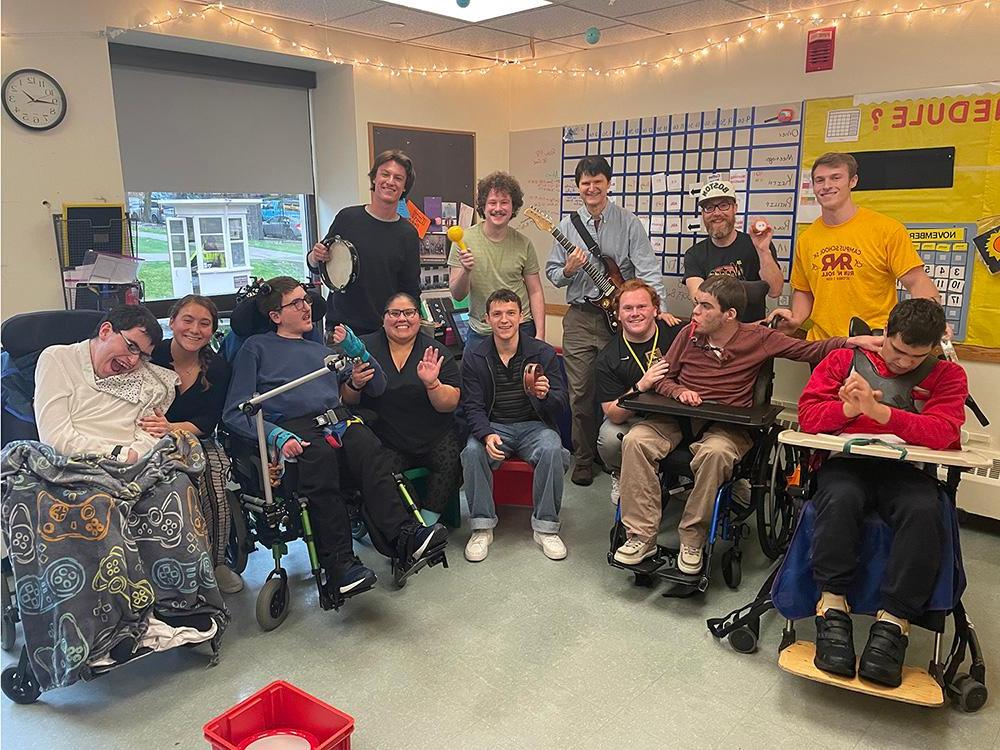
[447, 223, 540, 334]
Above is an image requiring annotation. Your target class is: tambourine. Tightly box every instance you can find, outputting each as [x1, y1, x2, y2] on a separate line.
[319, 235, 360, 293]
[523, 363, 543, 394]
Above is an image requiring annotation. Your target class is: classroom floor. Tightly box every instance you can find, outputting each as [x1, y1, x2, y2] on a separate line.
[2, 473, 999, 750]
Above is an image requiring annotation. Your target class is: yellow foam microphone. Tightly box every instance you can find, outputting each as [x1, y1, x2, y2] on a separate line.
[447, 225, 469, 253]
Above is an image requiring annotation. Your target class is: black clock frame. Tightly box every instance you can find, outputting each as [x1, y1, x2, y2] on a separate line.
[2, 68, 67, 132]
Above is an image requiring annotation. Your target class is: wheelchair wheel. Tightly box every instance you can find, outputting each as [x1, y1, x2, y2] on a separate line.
[255, 577, 290, 631]
[728, 626, 759, 654]
[951, 673, 988, 713]
[758, 443, 795, 560]
[2, 665, 41, 705]
[1, 570, 15, 653]
[722, 548, 742, 590]
[225, 490, 250, 575]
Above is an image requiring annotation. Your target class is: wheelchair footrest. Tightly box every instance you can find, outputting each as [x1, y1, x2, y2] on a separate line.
[394, 543, 449, 585]
[778, 640, 945, 707]
[319, 580, 375, 612]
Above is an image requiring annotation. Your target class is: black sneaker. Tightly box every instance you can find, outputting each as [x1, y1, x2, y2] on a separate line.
[332, 561, 377, 595]
[400, 523, 448, 562]
[858, 621, 908, 688]
[814, 608, 856, 678]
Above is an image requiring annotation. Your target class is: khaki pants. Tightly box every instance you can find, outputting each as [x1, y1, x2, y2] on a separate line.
[562, 306, 613, 467]
[620, 418, 753, 548]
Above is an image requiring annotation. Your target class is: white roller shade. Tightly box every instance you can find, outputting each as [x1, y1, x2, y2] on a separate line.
[111, 65, 314, 194]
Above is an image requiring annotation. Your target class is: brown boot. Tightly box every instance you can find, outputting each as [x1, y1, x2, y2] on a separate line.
[571, 462, 594, 486]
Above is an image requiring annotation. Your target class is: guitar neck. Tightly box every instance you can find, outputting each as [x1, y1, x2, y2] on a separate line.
[550, 226, 615, 294]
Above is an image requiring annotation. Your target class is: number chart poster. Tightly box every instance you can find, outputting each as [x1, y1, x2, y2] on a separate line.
[799, 85, 1000, 348]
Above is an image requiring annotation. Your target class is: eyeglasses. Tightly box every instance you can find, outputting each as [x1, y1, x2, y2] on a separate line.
[701, 201, 735, 214]
[385, 308, 419, 319]
[118, 331, 152, 361]
[278, 296, 313, 313]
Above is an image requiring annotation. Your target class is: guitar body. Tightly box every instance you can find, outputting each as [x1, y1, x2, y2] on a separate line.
[583, 255, 624, 333]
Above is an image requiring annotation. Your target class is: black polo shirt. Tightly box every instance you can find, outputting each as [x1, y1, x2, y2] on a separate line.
[360, 330, 460, 455]
[595, 319, 683, 403]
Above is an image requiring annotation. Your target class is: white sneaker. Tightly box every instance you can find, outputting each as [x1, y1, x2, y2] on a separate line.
[677, 544, 703, 575]
[610, 474, 621, 507]
[533, 531, 567, 560]
[464, 529, 493, 562]
[614, 537, 657, 566]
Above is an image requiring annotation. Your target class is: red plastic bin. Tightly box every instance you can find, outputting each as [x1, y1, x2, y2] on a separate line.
[204, 680, 354, 750]
[493, 459, 534, 507]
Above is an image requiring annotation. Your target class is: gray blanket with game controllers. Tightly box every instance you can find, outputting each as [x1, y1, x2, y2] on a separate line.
[1, 434, 229, 691]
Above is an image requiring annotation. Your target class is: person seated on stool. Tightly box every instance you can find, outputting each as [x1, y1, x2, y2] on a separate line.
[613, 275, 881, 573]
[595, 279, 684, 506]
[798, 298, 967, 687]
[344, 292, 462, 525]
[223, 277, 449, 598]
[460, 288, 570, 562]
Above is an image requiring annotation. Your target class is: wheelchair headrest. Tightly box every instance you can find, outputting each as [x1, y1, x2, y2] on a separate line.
[848, 316, 883, 337]
[1, 310, 105, 357]
[229, 282, 325, 337]
[740, 280, 770, 312]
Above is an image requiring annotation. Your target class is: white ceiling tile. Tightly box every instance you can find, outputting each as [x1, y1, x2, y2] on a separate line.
[488, 40, 583, 59]
[734, 0, 854, 12]
[325, 4, 466, 40]
[553, 22, 662, 47]
[625, 0, 758, 33]
[561, 0, 694, 18]
[223, 0, 381, 23]
[413, 25, 530, 54]
[482, 5, 616, 37]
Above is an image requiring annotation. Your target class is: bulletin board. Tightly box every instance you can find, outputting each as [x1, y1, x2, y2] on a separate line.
[557, 103, 804, 281]
[798, 84, 1000, 355]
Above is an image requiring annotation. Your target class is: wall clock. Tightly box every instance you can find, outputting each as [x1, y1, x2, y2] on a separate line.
[3, 68, 67, 131]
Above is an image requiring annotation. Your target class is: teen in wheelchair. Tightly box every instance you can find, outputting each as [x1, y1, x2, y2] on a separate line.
[608, 275, 881, 593]
[221, 277, 448, 629]
[708, 298, 990, 711]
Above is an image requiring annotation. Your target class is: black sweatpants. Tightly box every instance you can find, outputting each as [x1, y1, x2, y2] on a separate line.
[281, 416, 413, 572]
[380, 429, 463, 514]
[810, 457, 944, 621]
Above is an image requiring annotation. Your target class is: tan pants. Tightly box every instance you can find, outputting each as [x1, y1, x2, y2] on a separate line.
[620, 418, 753, 548]
[561, 305, 613, 467]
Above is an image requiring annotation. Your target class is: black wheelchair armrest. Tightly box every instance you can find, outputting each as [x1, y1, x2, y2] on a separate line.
[617, 391, 783, 427]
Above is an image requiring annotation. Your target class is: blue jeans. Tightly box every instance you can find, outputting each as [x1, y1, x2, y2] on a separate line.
[463, 320, 536, 351]
[461, 420, 570, 533]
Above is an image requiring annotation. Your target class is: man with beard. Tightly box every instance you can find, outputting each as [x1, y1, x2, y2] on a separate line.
[448, 171, 545, 349]
[308, 150, 421, 336]
[683, 180, 783, 323]
[771, 152, 940, 340]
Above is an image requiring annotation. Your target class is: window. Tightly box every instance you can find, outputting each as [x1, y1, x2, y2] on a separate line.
[130, 192, 309, 301]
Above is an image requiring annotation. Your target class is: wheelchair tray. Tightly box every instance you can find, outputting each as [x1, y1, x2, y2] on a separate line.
[777, 431, 991, 469]
[778, 641, 945, 707]
[618, 391, 783, 427]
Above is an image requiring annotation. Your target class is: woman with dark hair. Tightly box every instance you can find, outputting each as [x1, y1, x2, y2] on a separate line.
[343, 292, 463, 523]
[143, 294, 243, 594]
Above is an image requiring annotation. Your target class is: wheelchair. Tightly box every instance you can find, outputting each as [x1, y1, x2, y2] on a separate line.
[607, 355, 789, 596]
[220, 280, 448, 631]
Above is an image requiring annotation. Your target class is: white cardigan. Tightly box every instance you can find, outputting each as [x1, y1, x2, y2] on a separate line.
[34, 340, 178, 458]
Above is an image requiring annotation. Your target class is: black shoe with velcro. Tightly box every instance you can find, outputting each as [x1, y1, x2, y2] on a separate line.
[858, 621, 908, 688]
[814, 608, 856, 678]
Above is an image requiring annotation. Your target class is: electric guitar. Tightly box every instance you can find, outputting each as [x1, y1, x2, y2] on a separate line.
[523, 206, 624, 333]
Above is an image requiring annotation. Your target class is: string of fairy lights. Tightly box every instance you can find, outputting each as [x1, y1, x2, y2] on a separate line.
[124, 0, 994, 79]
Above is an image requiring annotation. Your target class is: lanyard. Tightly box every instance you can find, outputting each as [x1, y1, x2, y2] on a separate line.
[622, 326, 658, 374]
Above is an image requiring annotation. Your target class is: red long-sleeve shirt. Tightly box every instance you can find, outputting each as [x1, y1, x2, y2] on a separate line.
[798, 348, 968, 450]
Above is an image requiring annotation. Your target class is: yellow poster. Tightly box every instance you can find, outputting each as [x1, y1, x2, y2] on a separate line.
[800, 86, 1000, 348]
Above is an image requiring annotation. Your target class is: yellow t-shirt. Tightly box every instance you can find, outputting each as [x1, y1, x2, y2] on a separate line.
[790, 206, 922, 340]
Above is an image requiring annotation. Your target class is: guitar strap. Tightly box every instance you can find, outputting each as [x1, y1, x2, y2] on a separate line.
[571, 213, 602, 257]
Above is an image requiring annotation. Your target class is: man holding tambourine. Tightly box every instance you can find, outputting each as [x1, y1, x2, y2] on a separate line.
[308, 149, 422, 336]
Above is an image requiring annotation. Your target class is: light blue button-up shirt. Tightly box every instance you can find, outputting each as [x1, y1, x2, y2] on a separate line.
[545, 201, 668, 311]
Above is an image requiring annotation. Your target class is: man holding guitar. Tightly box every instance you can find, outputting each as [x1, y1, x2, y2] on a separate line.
[544, 155, 678, 487]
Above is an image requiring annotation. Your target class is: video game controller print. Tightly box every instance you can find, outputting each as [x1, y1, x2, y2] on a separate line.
[92, 546, 155, 611]
[16, 557, 86, 615]
[151, 553, 216, 594]
[6, 501, 36, 564]
[36, 491, 112, 543]
[124, 491, 183, 549]
[185, 484, 208, 541]
[33, 613, 90, 688]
